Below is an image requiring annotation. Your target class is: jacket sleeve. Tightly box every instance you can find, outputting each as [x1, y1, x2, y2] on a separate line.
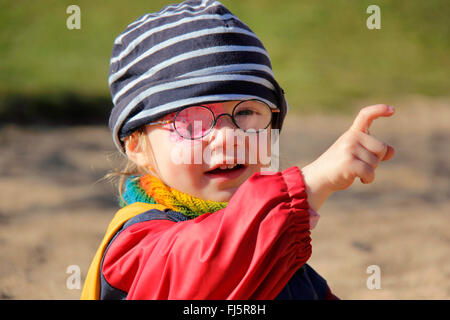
[102, 166, 312, 299]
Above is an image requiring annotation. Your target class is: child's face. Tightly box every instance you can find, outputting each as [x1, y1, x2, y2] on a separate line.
[141, 101, 273, 202]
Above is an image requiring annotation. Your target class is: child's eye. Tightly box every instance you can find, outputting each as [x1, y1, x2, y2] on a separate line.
[235, 109, 255, 117]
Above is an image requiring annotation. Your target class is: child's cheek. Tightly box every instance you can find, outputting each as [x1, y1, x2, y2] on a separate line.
[168, 127, 184, 143]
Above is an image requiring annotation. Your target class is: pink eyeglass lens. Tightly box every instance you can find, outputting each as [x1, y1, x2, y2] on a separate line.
[174, 106, 214, 139]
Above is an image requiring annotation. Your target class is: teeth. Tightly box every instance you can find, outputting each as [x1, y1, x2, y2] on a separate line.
[218, 164, 237, 170]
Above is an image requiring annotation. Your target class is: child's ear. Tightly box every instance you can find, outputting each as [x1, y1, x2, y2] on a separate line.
[124, 132, 151, 167]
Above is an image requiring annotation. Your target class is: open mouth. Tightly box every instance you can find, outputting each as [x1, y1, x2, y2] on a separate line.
[204, 164, 247, 178]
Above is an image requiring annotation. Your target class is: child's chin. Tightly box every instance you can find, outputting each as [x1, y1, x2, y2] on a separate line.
[203, 188, 236, 202]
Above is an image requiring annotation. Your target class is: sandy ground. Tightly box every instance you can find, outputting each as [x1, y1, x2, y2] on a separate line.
[0, 96, 448, 300]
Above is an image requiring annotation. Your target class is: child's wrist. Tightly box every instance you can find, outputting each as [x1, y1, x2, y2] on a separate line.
[300, 163, 333, 212]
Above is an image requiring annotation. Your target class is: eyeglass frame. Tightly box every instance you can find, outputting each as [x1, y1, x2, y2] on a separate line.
[146, 99, 280, 140]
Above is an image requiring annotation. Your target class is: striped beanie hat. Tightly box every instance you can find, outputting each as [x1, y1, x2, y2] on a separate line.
[108, 0, 289, 153]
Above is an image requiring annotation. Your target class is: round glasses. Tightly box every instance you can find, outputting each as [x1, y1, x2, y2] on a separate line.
[148, 100, 279, 140]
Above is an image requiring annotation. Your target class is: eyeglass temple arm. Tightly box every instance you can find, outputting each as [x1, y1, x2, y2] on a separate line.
[147, 120, 174, 126]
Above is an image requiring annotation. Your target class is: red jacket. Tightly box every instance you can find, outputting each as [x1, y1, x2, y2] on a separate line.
[100, 166, 336, 299]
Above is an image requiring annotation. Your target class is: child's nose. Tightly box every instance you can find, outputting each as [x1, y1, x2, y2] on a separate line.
[204, 115, 239, 147]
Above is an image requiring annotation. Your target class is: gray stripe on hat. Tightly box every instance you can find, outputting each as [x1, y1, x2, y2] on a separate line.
[178, 63, 274, 78]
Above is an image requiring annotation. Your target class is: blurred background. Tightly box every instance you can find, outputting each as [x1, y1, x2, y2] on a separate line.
[0, 0, 448, 299]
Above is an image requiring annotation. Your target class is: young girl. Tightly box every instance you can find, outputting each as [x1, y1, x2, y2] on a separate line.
[82, 0, 395, 300]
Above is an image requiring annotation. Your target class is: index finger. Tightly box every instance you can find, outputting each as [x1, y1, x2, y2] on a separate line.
[350, 104, 395, 134]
